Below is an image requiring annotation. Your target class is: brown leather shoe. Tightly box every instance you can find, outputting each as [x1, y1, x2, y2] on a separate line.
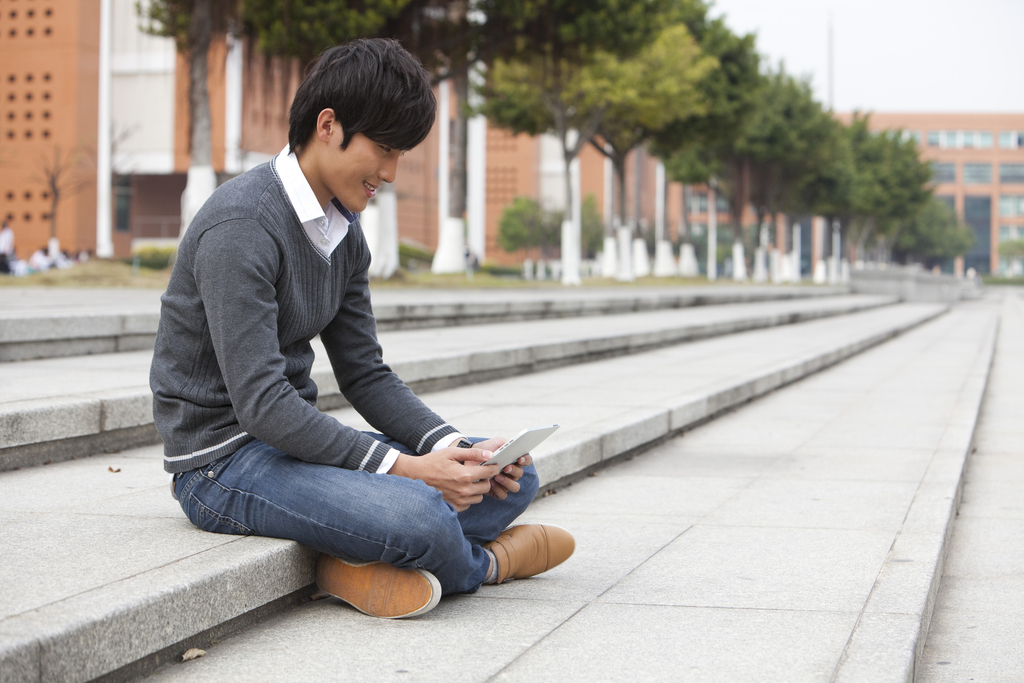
[485, 524, 575, 584]
[316, 554, 441, 619]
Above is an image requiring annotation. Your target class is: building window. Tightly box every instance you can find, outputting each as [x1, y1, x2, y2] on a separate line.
[1000, 226, 1021, 243]
[943, 131, 958, 148]
[963, 163, 992, 184]
[999, 195, 1024, 217]
[114, 177, 132, 233]
[979, 131, 993, 149]
[1000, 164, 1024, 184]
[999, 131, 1023, 149]
[931, 162, 956, 184]
[716, 195, 729, 213]
[900, 130, 922, 145]
[927, 131, 940, 147]
[687, 192, 708, 214]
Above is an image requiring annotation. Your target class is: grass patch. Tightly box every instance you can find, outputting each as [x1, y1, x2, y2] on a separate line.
[982, 275, 1024, 286]
[0, 258, 172, 288]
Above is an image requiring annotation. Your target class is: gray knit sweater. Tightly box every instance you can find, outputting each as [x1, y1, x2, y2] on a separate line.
[150, 161, 458, 473]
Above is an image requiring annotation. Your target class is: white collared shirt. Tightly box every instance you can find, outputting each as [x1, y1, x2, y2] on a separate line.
[274, 146, 350, 260]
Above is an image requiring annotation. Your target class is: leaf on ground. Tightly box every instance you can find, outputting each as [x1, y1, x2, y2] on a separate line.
[181, 648, 206, 662]
[107, 467, 121, 473]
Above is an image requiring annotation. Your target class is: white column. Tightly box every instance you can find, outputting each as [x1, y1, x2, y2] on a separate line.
[601, 153, 617, 277]
[707, 183, 718, 280]
[431, 79, 465, 273]
[830, 219, 841, 285]
[224, 31, 243, 174]
[466, 65, 486, 263]
[95, 0, 113, 258]
[561, 155, 581, 285]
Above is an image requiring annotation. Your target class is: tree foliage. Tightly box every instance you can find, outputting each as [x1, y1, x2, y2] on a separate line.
[497, 196, 561, 257]
[893, 196, 973, 263]
[591, 23, 716, 232]
[845, 114, 932, 260]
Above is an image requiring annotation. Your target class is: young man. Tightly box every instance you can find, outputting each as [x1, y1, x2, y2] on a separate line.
[150, 39, 573, 619]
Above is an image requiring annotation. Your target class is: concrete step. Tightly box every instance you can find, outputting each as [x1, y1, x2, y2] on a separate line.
[151, 301, 998, 683]
[0, 284, 848, 362]
[0, 302, 954, 683]
[0, 294, 891, 472]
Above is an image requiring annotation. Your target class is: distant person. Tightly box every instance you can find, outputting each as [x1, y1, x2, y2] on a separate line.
[0, 220, 13, 274]
[150, 39, 574, 620]
[28, 247, 50, 272]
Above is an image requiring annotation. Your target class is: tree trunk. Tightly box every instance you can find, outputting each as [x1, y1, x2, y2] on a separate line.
[188, 0, 212, 167]
[633, 146, 643, 237]
[616, 155, 628, 229]
[450, 70, 468, 219]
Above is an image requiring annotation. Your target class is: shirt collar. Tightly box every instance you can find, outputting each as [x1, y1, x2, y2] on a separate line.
[274, 146, 358, 224]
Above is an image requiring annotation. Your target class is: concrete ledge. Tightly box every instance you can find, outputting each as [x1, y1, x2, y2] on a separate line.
[0, 287, 849, 362]
[831, 313, 998, 683]
[372, 286, 850, 331]
[851, 266, 982, 303]
[0, 296, 892, 471]
[0, 305, 949, 683]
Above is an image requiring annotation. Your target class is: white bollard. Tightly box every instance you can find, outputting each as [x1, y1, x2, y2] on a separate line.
[678, 243, 699, 277]
[633, 237, 651, 277]
[601, 235, 617, 279]
[813, 259, 827, 284]
[431, 217, 467, 273]
[769, 248, 780, 283]
[753, 247, 767, 283]
[653, 240, 677, 277]
[732, 241, 747, 281]
[616, 227, 634, 281]
[523, 258, 534, 280]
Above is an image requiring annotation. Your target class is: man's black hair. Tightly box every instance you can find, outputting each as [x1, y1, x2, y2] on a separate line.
[288, 39, 436, 154]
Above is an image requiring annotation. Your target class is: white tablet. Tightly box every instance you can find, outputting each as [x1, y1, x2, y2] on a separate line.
[480, 424, 560, 472]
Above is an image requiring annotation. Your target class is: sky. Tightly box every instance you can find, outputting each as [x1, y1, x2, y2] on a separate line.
[707, 0, 1024, 113]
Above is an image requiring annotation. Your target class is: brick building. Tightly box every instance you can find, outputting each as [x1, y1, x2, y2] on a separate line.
[841, 113, 1024, 275]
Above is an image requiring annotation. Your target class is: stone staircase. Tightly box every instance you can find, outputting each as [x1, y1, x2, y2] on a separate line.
[0, 285, 998, 683]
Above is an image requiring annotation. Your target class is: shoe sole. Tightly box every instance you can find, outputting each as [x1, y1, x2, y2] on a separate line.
[316, 555, 441, 619]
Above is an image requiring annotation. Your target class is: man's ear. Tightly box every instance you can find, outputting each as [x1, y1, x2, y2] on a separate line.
[315, 108, 340, 144]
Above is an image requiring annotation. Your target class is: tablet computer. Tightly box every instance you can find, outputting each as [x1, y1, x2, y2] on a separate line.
[480, 424, 560, 472]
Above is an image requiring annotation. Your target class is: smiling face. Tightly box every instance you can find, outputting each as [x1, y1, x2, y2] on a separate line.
[297, 109, 403, 213]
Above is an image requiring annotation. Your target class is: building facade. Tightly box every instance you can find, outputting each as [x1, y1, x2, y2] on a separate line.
[1, 0, 100, 257]
[848, 113, 1024, 276]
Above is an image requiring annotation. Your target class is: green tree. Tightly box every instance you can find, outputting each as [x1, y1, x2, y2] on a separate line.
[999, 239, 1024, 260]
[845, 114, 932, 262]
[479, 0, 669, 280]
[589, 23, 716, 235]
[497, 196, 561, 259]
[650, 6, 761, 249]
[893, 196, 973, 265]
[140, 0, 241, 175]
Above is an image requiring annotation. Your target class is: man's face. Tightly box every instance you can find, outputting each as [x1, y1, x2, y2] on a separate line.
[320, 127, 402, 213]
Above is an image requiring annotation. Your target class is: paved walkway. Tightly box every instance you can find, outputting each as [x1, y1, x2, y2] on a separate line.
[918, 287, 1024, 682]
[141, 303, 996, 683]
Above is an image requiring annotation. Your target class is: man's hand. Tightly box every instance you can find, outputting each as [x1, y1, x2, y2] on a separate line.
[390, 447, 500, 511]
[472, 437, 533, 501]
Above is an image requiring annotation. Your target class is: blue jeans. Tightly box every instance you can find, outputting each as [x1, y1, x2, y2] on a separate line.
[174, 434, 539, 595]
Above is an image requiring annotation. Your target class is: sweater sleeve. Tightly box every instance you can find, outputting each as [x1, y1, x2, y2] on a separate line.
[193, 220, 383, 470]
[319, 231, 459, 455]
